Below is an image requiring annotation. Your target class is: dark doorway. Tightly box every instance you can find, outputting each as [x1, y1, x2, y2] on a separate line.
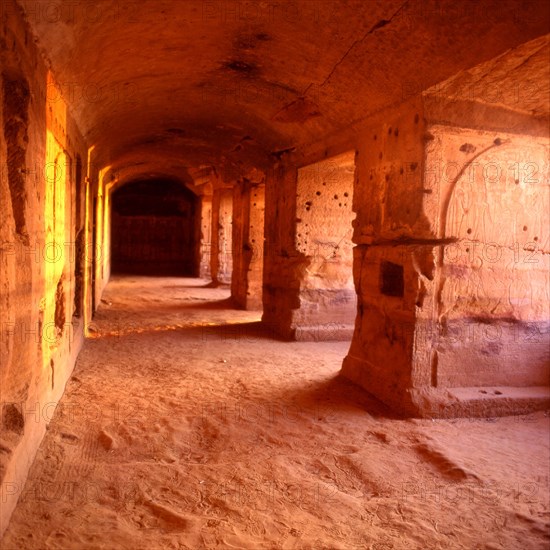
[111, 179, 198, 276]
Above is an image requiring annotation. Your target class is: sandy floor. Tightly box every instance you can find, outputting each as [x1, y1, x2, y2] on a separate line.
[2, 276, 549, 550]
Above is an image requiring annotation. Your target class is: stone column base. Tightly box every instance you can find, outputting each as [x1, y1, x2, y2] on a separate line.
[342, 354, 550, 418]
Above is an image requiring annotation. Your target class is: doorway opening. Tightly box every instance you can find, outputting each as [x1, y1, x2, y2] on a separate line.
[111, 179, 198, 276]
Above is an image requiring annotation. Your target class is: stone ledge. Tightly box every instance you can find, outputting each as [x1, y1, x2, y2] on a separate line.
[342, 354, 550, 418]
[433, 386, 550, 416]
[409, 386, 550, 418]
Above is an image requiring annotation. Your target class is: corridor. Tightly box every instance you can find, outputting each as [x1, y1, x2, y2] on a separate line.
[2, 277, 550, 549]
[1, 0, 549, 547]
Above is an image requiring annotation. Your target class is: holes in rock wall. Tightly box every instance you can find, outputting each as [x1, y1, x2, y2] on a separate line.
[223, 59, 259, 77]
[460, 143, 476, 154]
[2, 404, 24, 435]
[2, 71, 30, 244]
[380, 261, 404, 298]
[55, 277, 66, 335]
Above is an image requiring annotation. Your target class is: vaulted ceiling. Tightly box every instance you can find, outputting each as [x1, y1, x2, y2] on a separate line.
[18, 0, 550, 183]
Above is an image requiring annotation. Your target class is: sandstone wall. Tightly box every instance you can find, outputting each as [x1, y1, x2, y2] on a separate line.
[293, 152, 356, 340]
[263, 154, 357, 340]
[262, 164, 303, 338]
[341, 97, 429, 409]
[425, 126, 549, 388]
[199, 195, 213, 279]
[210, 188, 233, 285]
[0, 0, 88, 532]
[232, 181, 265, 310]
[341, 92, 550, 416]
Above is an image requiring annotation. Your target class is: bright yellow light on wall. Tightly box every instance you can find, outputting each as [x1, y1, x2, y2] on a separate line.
[95, 166, 111, 291]
[43, 72, 68, 367]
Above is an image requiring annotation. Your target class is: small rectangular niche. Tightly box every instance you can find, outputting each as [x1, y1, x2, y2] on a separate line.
[380, 261, 404, 297]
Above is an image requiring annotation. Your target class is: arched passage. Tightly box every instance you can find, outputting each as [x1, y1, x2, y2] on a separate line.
[111, 179, 199, 276]
[1, 0, 550, 544]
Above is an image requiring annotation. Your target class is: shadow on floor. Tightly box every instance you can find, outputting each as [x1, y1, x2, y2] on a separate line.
[272, 374, 402, 420]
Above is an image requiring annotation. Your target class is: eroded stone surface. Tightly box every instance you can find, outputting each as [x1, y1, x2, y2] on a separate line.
[1, 0, 549, 539]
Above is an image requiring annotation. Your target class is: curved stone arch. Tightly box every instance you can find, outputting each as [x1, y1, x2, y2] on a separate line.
[445, 141, 548, 246]
[442, 138, 549, 321]
[108, 166, 197, 196]
[114, 174, 193, 194]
